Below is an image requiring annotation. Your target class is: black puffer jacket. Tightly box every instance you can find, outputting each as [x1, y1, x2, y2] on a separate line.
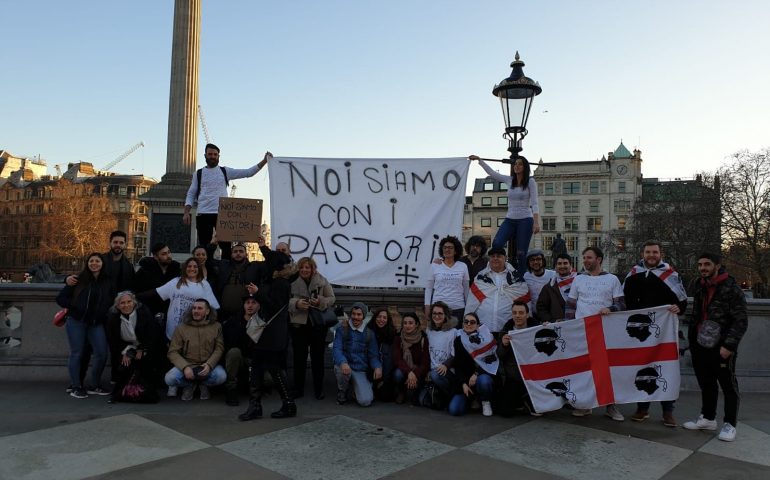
[56, 275, 114, 325]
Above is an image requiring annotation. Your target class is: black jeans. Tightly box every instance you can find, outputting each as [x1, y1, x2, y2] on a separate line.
[691, 342, 740, 425]
[290, 323, 328, 396]
[196, 213, 231, 261]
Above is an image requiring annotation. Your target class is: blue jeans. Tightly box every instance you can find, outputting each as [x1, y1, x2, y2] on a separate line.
[334, 366, 374, 407]
[165, 365, 227, 387]
[448, 373, 494, 416]
[429, 369, 456, 396]
[493, 217, 534, 273]
[65, 318, 108, 388]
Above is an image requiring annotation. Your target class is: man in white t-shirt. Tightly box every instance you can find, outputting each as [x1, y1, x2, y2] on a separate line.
[184, 143, 272, 261]
[523, 249, 555, 320]
[565, 246, 626, 421]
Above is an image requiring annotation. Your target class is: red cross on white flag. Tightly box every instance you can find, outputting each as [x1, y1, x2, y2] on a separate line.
[510, 306, 681, 413]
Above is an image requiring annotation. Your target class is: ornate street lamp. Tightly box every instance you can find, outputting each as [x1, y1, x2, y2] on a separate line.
[492, 51, 542, 165]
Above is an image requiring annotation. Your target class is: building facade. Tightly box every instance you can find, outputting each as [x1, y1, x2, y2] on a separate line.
[0, 158, 156, 278]
[464, 142, 643, 274]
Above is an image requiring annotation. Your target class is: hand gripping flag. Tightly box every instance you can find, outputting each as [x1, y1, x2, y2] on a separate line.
[510, 306, 680, 413]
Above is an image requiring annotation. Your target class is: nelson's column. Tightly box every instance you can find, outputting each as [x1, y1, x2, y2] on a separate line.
[140, 0, 201, 256]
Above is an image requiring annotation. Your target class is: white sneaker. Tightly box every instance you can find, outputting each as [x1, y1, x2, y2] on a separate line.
[683, 415, 718, 431]
[167, 386, 178, 397]
[571, 408, 592, 417]
[718, 423, 737, 441]
[481, 401, 493, 417]
[605, 404, 624, 422]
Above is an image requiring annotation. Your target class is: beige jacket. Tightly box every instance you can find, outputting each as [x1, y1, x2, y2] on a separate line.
[288, 272, 335, 325]
[167, 314, 224, 370]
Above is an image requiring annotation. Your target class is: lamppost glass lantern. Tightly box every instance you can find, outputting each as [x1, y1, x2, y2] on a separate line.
[492, 51, 542, 160]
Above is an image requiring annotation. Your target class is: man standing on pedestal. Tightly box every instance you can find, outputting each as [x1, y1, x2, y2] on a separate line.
[623, 240, 688, 427]
[183, 144, 271, 261]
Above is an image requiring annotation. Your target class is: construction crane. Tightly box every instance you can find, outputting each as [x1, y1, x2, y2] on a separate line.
[198, 104, 211, 143]
[101, 141, 145, 172]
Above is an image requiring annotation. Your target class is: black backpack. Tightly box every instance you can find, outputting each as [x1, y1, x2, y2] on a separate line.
[195, 166, 229, 202]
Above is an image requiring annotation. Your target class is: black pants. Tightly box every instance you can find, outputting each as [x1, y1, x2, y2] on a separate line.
[290, 323, 328, 396]
[196, 213, 231, 261]
[691, 342, 740, 425]
[494, 376, 529, 417]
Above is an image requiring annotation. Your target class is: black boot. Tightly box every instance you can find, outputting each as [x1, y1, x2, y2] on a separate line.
[238, 388, 262, 421]
[271, 370, 297, 419]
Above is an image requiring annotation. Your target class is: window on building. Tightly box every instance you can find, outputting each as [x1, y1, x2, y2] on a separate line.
[617, 216, 627, 230]
[497, 196, 508, 206]
[589, 200, 600, 213]
[543, 235, 554, 251]
[483, 182, 494, 191]
[616, 237, 626, 252]
[563, 182, 581, 194]
[499, 182, 508, 190]
[564, 200, 580, 213]
[566, 235, 578, 251]
[136, 221, 147, 233]
[544, 182, 554, 195]
[119, 202, 127, 212]
[119, 185, 128, 197]
[587, 235, 601, 247]
[564, 217, 579, 231]
[497, 217, 505, 227]
[587, 217, 602, 231]
[542, 217, 557, 231]
[544, 200, 555, 214]
[590, 181, 600, 194]
[614, 200, 631, 213]
[481, 197, 492, 206]
[480, 218, 492, 227]
[137, 205, 147, 214]
[618, 181, 627, 193]
[36, 204, 43, 214]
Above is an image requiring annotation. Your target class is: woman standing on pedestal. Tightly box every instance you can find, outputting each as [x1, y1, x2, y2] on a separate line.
[470, 155, 540, 273]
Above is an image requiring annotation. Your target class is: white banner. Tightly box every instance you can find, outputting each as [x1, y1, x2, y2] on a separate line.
[269, 157, 470, 287]
[510, 306, 680, 413]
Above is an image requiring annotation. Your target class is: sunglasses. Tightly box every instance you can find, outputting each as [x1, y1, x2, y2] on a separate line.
[463, 319, 478, 325]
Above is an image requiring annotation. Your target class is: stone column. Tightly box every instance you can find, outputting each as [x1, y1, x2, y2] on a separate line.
[164, 0, 201, 181]
[140, 0, 202, 258]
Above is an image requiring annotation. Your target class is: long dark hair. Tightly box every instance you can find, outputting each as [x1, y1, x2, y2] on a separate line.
[368, 307, 396, 345]
[77, 252, 105, 288]
[512, 157, 531, 190]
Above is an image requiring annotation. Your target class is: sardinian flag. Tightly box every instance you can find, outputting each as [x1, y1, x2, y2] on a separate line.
[510, 306, 680, 413]
[625, 262, 688, 301]
[458, 324, 499, 375]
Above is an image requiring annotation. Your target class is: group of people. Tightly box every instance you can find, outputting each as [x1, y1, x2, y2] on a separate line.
[53, 145, 748, 443]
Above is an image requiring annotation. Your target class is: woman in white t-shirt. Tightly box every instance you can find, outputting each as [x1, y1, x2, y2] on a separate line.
[425, 301, 458, 401]
[424, 236, 470, 325]
[154, 258, 220, 340]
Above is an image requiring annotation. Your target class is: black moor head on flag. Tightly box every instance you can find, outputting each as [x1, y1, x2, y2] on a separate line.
[545, 379, 576, 405]
[482, 353, 497, 364]
[534, 326, 566, 356]
[634, 365, 668, 395]
[468, 332, 482, 345]
[626, 312, 660, 342]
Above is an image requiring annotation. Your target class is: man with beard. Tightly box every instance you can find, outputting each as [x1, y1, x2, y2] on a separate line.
[566, 246, 626, 420]
[215, 243, 261, 318]
[536, 253, 576, 324]
[461, 236, 489, 285]
[184, 143, 272, 261]
[523, 249, 555, 320]
[623, 240, 688, 427]
[134, 242, 181, 315]
[683, 253, 747, 442]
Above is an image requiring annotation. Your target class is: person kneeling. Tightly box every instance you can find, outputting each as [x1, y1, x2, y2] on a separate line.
[393, 313, 430, 404]
[165, 299, 226, 401]
[333, 302, 382, 406]
[451, 312, 497, 416]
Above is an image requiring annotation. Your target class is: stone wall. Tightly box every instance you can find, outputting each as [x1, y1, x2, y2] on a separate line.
[2, 284, 768, 390]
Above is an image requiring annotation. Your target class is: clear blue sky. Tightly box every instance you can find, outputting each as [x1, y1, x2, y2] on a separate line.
[3, 1, 769, 222]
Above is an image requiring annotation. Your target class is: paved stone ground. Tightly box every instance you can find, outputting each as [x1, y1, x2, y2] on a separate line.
[1, 382, 769, 480]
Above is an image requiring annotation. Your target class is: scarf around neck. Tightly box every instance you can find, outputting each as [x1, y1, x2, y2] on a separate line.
[626, 261, 688, 301]
[399, 328, 423, 369]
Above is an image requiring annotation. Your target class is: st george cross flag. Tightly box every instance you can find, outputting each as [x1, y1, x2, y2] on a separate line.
[510, 306, 680, 413]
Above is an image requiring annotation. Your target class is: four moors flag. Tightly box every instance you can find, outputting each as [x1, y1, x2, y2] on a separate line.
[510, 306, 680, 413]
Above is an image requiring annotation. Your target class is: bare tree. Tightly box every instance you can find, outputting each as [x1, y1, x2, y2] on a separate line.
[627, 175, 721, 283]
[39, 196, 117, 269]
[718, 148, 770, 291]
